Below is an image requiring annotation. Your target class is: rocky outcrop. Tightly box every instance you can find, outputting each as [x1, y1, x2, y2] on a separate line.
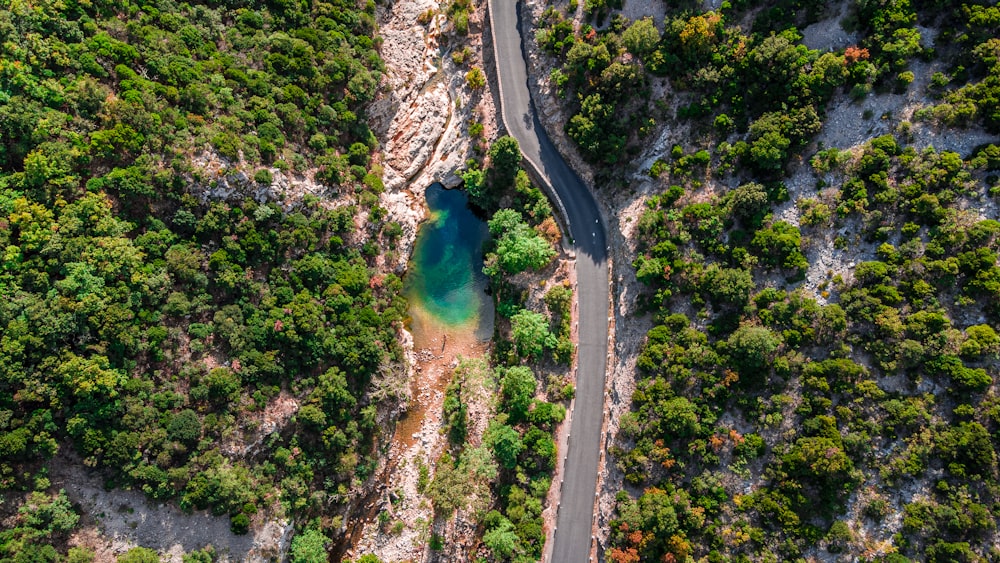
[187, 150, 333, 207]
[383, 82, 452, 184]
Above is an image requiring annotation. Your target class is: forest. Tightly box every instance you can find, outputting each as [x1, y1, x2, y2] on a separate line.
[537, 0, 1000, 561]
[7, 0, 1000, 559]
[0, 0, 403, 559]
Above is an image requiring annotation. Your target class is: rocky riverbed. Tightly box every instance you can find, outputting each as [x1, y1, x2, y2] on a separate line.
[343, 0, 504, 560]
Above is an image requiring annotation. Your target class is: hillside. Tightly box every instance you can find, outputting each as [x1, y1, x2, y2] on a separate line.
[6, 0, 1000, 561]
[526, 0, 1000, 561]
[0, 0, 406, 559]
[0, 0, 580, 560]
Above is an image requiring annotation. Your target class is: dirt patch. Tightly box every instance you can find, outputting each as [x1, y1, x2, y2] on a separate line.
[50, 451, 291, 563]
[220, 390, 299, 458]
[814, 57, 996, 157]
[800, 0, 857, 53]
[617, 0, 666, 29]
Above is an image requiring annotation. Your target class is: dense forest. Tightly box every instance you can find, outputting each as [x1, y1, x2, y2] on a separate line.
[0, 0, 404, 559]
[538, 0, 1000, 561]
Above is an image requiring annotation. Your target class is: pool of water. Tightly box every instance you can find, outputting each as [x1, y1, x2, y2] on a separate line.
[404, 183, 494, 342]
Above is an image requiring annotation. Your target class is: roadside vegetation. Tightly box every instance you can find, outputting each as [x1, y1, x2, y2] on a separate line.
[413, 136, 572, 562]
[537, 0, 1000, 561]
[476, 137, 571, 563]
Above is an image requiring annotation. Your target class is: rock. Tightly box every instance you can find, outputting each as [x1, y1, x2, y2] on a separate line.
[187, 150, 334, 208]
[383, 83, 451, 185]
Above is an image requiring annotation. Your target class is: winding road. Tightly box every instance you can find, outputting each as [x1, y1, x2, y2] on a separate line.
[487, 1, 610, 561]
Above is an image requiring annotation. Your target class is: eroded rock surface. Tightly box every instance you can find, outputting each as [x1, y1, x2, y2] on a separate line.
[372, 0, 498, 272]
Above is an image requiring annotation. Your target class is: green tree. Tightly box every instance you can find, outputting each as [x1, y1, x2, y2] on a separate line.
[466, 67, 486, 90]
[489, 136, 521, 187]
[937, 422, 996, 477]
[56, 353, 126, 400]
[748, 130, 791, 172]
[501, 366, 537, 421]
[181, 547, 215, 563]
[202, 368, 241, 405]
[483, 516, 520, 558]
[289, 529, 328, 563]
[566, 93, 625, 163]
[623, 17, 661, 58]
[961, 324, 1000, 358]
[727, 325, 781, 376]
[655, 397, 700, 439]
[484, 210, 556, 277]
[427, 447, 498, 517]
[485, 422, 523, 469]
[230, 512, 250, 535]
[638, 488, 680, 538]
[67, 548, 97, 563]
[781, 436, 856, 496]
[461, 165, 488, 204]
[12, 544, 60, 562]
[19, 490, 79, 535]
[117, 548, 161, 563]
[167, 409, 201, 444]
[751, 221, 808, 272]
[728, 182, 769, 221]
[510, 309, 557, 360]
[703, 264, 755, 307]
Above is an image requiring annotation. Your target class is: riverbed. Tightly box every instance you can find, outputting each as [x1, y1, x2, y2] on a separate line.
[345, 184, 496, 561]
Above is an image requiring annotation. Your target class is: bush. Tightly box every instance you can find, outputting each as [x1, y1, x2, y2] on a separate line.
[118, 548, 161, 563]
[289, 529, 328, 563]
[167, 409, 201, 444]
[509, 309, 557, 361]
[465, 67, 486, 89]
[230, 512, 250, 535]
[484, 209, 556, 278]
[253, 169, 273, 185]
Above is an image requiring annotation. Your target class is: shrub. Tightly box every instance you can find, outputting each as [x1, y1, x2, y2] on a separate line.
[465, 67, 486, 89]
[253, 169, 273, 185]
[118, 548, 161, 563]
[289, 529, 328, 563]
[230, 512, 250, 534]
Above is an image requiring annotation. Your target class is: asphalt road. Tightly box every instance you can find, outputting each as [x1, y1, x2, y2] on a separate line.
[487, 1, 610, 561]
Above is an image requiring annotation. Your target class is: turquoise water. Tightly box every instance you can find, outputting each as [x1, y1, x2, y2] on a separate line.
[405, 184, 493, 339]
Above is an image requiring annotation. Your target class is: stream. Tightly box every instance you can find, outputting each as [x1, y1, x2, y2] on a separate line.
[335, 183, 494, 559]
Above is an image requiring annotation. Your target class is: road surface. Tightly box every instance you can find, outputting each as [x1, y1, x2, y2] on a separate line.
[487, 1, 610, 561]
